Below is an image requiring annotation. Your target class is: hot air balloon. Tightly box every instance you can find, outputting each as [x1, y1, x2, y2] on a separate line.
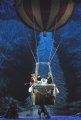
[15, 0, 74, 34]
[15, 0, 74, 106]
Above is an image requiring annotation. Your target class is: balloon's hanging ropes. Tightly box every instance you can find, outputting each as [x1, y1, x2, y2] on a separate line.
[49, 31, 55, 62]
[49, 19, 57, 62]
[26, 16, 39, 63]
[26, 38, 37, 63]
[49, 19, 61, 64]
[33, 16, 39, 62]
[26, 16, 37, 63]
[49, 39, 61, 63]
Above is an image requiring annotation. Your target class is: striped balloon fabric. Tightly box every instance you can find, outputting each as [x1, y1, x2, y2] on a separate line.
[15, 0, 74, 32]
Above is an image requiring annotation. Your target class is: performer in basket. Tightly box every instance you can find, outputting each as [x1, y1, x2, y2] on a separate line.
[28, 74, 38, 92]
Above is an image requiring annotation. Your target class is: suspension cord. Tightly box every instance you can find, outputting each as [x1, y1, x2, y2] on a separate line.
[25, 16, 39, 63]
[49, 18, 61, 64]
[50, 39, 61, 63]
[49, 19, 57, 62]
[33, 16, 39, 62]
[49, 33, 54, 62]
[26, 38, 37, 63]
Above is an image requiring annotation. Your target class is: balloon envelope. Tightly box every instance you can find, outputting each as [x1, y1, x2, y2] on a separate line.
[15, 0, 74, 32]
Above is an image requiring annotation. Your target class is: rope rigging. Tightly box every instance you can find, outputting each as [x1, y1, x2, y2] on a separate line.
[33, 16, 39, 62]
[25, 16, 39, 63]
[49, 33, 54, 62]
[26, 38, 37, 63]
[49, 18, 60, 63]
[49, 40, 61, 63]
[49, 19, 57, 63]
